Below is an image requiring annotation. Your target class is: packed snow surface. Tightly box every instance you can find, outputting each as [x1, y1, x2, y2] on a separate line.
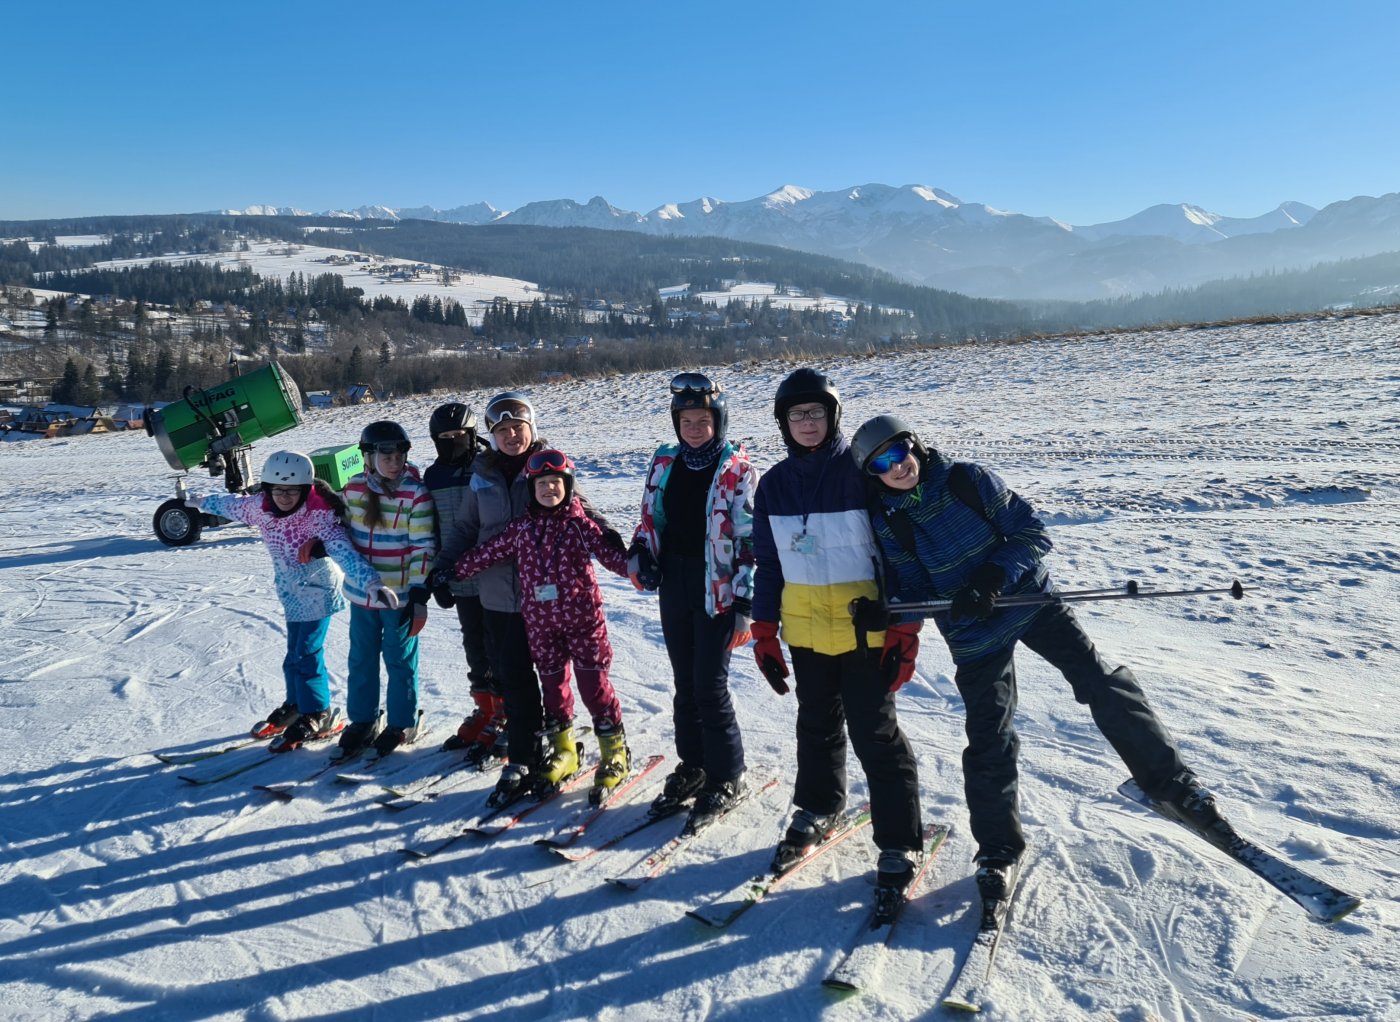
[1, 314, 1397, 1021]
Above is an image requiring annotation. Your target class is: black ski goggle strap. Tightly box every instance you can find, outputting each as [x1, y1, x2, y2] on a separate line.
[371, 441, 410, 455]
[670, 372, 718, 395]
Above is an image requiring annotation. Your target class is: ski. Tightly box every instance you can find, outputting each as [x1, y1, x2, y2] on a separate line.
[333, 720, 440, 785]
[535, 754, 666, 850]
[401, 763, 597, 859]
[378, 758, 504, 811]
[687, 803, 873, 928]
[941, 858, 1024, 1012]
[823, 821, 952, 993]
[177, 744, 280, 785]
[154, 736, 265, 765]
[606, 777, 781, 891]
[545, 801, 689, 864]
[1117, 779, 1362, 924]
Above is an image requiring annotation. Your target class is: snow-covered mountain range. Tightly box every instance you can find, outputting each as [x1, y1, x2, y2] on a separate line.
[218, 182, 1400, 301]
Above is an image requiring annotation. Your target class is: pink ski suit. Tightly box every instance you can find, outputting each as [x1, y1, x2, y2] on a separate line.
[454, 496, 630, 725]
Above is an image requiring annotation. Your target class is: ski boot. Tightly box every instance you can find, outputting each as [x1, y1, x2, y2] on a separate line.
[252, 700, 299, 739]
[442, 689, 506, 751]
[1154, 772, 1229, 840]
[534, 718, 580, 791]
[334, 713, 383, 760]
[372, 711, 423, 757]
[683, 774, 746, 835]
[649, 762, 706, 818]
[269, 708, 345, 752]
[973, 855, 1022, 930]
[487, 763, 532, 809]
[462, 717, 508, 768]
[874, 847, 923, 924]
[589, 719, 630, 805]
[771, 805, 844, 871]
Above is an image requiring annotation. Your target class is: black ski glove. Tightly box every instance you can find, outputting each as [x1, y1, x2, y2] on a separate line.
[627, 539, 662, 591]
[950, 563, 1006, 621]
[849, 596, 891, 633]
[426, 567, 456, 608]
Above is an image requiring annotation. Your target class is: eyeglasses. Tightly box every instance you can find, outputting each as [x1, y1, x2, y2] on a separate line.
[866, 439, 912, 475]
[526, 449, 572, 476]
[372, 441, 410, 455]
[670, 372, 717, 395]
[785, 406, 828, 423]
[268, 486, 302, 498]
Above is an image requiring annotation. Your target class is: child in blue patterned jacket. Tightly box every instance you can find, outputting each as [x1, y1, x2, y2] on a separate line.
[189, 450, 393, 751]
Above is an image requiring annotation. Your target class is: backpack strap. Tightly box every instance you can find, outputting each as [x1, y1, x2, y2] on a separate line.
[948, 462, 1003, 542]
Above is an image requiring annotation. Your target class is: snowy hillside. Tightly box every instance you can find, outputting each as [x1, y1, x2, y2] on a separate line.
[1, 314, 1397, 1021]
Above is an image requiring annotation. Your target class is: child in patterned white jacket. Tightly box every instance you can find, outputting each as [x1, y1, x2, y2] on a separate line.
[453, 449, 632, 798]
[190, 450, 392, 751]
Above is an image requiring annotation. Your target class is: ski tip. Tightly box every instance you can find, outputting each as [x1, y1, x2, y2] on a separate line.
[821, 977, 859, 992]
[1319, 896, 1363, 924]
[941, 995, 982, 1013]
[605, 877, 644, 891]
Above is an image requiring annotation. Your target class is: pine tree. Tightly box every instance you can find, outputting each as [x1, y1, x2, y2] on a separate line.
[80, 364, 102, 406]
[53, 358, 81, 403]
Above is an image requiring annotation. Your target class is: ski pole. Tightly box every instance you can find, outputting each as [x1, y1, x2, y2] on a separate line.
[873, 579, 1248, 617]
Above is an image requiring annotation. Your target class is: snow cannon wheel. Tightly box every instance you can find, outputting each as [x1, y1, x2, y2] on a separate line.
[153, 499, 203, 547]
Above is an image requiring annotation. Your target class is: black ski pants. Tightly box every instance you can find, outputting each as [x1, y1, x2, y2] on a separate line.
[482, 608, 543, 767]
[455, 592, 497, 694]
[790, 645, 922, 853]
[953, 601, 1191, 863]
[658, 554, 746, 784]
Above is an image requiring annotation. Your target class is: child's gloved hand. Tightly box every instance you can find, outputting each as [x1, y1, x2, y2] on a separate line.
[369, 583, 400, 610]
[727, 614, 752, 652]
[880, 621, 922, 692]
[750, 621, 789, 695]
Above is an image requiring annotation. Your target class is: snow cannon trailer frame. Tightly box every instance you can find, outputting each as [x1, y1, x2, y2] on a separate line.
[143, 361, 359, 546]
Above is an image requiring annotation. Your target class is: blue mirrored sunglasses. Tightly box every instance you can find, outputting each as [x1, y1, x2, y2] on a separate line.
[866, 439, 912, 475]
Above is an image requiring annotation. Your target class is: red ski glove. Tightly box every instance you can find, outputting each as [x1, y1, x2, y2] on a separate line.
[751, 620, 789, 695]
[880, 621, 922, 692]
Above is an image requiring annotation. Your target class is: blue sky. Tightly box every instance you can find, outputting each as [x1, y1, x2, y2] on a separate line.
[5, 0, 1398, 225]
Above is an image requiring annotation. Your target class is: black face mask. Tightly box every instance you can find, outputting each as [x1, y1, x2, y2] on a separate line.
[434, 433, 476, 466]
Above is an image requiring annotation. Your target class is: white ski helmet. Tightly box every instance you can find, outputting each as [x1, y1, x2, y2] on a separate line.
[262, 450, 315, 487]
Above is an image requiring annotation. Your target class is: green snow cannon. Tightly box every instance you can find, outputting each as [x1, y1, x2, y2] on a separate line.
[148, 361, 303, 472]
[309, 444, 364, 492]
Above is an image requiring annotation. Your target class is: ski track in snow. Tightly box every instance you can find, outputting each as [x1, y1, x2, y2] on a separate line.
[1, 314, 1398, 1020]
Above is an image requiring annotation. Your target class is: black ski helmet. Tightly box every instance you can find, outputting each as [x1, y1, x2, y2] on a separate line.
[359, 420, 411, 454]
[430, 402, 478, 465]
[669, 372, 728, 441]
[851, 414, 925, 474]
[774, 367, 841, 444]
[429, 402, 476, 439]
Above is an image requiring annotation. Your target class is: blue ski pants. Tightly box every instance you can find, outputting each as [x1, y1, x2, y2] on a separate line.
[283, 616, 332, 714]
[347, 603, 420, 730]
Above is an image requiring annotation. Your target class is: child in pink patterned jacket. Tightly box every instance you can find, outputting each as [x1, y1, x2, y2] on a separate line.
[190, 450, 394, 752]
[453, 449, 631, 801]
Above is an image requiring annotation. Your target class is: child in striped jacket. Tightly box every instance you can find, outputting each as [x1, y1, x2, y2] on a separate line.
[340, 420, 437, 757]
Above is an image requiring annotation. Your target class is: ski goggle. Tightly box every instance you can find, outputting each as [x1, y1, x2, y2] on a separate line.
[485, 397, 534, 430]
[370, 441, 410, 455]
[670, 372, 717, 395]
[525, 449, 572, 476]
[866, 439, 912, 475]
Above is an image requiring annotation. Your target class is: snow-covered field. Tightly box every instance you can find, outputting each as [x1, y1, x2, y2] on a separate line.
[1, 315, 1396, 1021]
[89, 240, 545, 321]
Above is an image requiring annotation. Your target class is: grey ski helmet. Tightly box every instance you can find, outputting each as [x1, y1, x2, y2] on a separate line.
[851, 414, 923, 474]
